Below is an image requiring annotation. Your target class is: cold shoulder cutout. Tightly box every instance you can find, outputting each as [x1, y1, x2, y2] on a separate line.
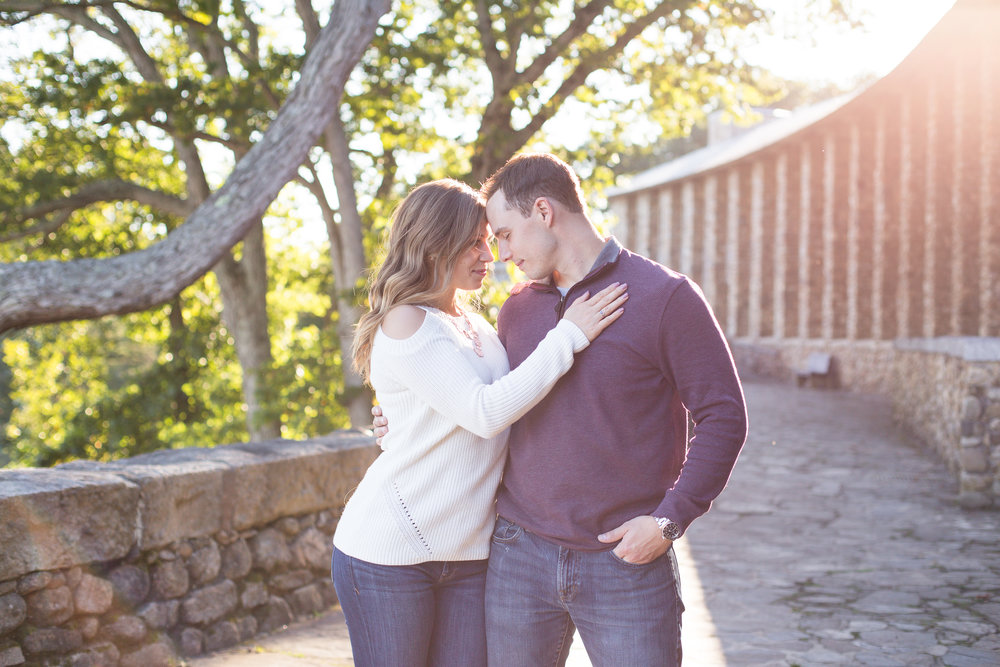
[380, 304, 427, 340]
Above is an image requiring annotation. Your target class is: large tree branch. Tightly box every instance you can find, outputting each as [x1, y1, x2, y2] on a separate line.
[0, 0, 390, 333]
[475, 0, 504, 89]
[47, 5, 117, 43]
[0, 211, 72, 244]
[296, 0, 322, 49]
[518, 0, 614, 85]
[45, 3, 217, 203]
[101, 4, 163, 81]
[44, 3, 166, 82]
[144, 123, 249, 153]
[294, 160, 344, 271]
[535, 2, 676, 119]
[322, 112, 366, 288]
[473, 1, 676, 178]
[233, 0, 261, 63]
[7, 179, 193, 226]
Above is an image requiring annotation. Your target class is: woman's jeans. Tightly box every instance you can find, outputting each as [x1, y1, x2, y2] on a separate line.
[485, 516, 684, 667]
[332, 547, 488, 667]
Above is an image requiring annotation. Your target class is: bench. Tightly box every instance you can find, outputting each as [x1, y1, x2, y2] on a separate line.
[796, 352, 836, 388]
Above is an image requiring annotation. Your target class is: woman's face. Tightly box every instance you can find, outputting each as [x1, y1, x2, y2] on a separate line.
[448, 220, 495, 293]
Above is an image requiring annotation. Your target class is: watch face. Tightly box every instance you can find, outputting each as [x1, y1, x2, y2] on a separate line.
[658, 518, 681, 540]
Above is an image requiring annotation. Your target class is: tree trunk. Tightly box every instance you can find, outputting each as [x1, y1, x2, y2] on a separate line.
[213, 220, 281, 440]
[335, 298, 371, 427]
[0, 353, 13, 466]
[469, 101, 519, 184]
[323, 112, 373, 427]
[165, 297, 195, 424]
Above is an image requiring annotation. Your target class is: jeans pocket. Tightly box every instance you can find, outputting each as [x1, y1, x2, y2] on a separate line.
[490, 516, 523, 545]
[607, 548, 657, 569]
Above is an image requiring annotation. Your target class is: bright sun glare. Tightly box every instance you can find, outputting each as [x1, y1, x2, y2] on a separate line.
[745, 0, 956, 86]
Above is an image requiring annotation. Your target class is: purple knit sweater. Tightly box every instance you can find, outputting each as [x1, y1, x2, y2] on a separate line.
[495, 238, 748, 550]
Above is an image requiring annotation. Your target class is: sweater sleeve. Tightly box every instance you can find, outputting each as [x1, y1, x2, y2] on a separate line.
[380, 317, 590, 439]
[653, 280, 748, 532]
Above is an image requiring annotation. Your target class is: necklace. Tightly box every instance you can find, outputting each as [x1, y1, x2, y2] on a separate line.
[446, 310, 484, 357]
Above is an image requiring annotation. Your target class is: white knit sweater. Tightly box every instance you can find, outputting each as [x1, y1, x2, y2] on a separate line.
[333, 306, 589, 565]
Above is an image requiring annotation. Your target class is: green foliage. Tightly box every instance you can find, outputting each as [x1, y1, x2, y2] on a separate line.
[0, 229, 366, 466]
[1, 278, 246, 466]
[257, 232, 351, 438]
[0, 354, 12, 466]
[0, 2, 320, 465]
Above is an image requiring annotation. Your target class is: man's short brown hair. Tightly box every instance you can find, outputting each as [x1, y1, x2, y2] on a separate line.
[480, 153, 585, 217]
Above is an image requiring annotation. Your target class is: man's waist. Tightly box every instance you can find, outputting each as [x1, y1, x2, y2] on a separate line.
[495, 486, 664, 551]
[494, 504, 610, 552]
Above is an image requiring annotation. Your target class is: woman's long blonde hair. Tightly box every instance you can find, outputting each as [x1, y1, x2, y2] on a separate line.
[352, 179, 486, 382]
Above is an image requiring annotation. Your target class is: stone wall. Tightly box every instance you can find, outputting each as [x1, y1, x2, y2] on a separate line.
[732, 339, 897, 394]
[891, 338, 1000, 509]
[732, 337, 1000, 508]
[0, 433, 379, 667]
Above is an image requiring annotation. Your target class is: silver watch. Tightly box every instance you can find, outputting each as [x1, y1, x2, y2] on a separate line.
[655, 517, 681, 541]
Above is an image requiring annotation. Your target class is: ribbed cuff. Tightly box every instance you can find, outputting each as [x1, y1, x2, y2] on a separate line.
[556, 319, 591, 352]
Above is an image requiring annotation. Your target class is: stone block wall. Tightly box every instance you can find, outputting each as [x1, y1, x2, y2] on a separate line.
[733, 337, 1000, 508]
[892, 338, 1000, 508]
[0, 432, 379, 667]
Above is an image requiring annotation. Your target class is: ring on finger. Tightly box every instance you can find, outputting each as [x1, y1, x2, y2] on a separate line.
[599, 308, 605, 317]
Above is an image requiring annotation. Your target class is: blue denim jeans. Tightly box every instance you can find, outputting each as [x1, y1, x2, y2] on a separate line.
[485, 516, 684, 667]
[332, 547, 488, 667]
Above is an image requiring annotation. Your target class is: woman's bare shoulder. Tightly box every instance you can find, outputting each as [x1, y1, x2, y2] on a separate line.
[380, 304, 428, 340]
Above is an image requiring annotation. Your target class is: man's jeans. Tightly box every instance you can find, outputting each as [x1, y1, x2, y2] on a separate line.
[485, 516, 684, 667]
[332, 547, 488, 667]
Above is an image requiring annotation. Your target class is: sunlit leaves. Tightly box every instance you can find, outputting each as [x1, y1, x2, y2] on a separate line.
[0, 277, 246, 466]
[0, 0, 317, 465]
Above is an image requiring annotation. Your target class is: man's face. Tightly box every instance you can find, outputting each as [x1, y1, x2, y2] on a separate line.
[485, 190, 557, 281]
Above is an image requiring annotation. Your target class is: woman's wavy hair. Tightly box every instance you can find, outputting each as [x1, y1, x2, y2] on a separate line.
[352, 179, 486, 382]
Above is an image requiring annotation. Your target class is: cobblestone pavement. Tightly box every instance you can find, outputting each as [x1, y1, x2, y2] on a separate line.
[189, 380, 1000, 666]
[685, 378, 1000, 666]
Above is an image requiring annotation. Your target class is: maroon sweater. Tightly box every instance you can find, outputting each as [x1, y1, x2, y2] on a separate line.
[495, 238, 747, 550]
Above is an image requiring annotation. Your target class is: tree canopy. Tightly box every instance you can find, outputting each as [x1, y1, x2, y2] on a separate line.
[0, 0, 389, 331]
[1, 0, 856, 466]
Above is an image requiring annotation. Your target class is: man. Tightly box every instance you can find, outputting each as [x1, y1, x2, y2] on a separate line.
[376, 152, 747, 666]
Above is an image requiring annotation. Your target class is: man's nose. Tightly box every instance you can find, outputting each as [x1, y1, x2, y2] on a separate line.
[498, 242, 512, 262]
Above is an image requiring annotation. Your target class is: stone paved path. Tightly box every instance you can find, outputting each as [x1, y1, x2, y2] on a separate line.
[187, 380, 1000, 666]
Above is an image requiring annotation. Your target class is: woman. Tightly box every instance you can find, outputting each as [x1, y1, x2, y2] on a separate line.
[332, 179, 627, 666]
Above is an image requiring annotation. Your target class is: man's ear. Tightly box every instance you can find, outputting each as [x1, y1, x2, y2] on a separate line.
[534, 197, 553, 227]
